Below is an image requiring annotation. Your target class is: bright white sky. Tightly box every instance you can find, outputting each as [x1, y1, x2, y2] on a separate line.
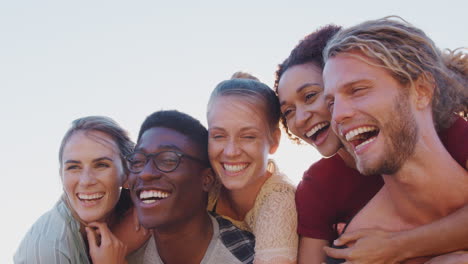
[1, 0, 466, 262]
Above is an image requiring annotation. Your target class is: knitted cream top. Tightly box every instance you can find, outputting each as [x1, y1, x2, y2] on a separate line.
[208, 160, 298, 263]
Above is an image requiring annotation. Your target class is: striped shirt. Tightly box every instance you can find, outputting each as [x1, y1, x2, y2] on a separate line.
[14, 198, 90, 264]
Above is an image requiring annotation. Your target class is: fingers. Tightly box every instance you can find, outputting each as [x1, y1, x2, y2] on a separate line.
[323, 245, 349, 260]
[86, 226, 98, 249]
[87, 222, 128, 264]
[88, 222, 113, 245]
[334, 229, 375, 246]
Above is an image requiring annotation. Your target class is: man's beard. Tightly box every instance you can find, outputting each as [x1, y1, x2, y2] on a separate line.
[357, 91, 419, 176]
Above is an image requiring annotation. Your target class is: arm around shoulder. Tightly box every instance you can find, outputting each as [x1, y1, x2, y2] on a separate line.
[328, 204, 468, 264]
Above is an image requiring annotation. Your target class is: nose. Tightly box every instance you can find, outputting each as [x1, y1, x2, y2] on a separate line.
[138, 159, 162, 181]
[331, 96, 354, 126]
[79, 167, 98, 186]
[223, 138, 241, 157]
[294, 105, 311, 129]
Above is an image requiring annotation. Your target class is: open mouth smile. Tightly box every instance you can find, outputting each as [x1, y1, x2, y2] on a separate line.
[344, 126, 380, 152]
[138, 189, 171, 204]
[223, 163, 249, 173]
[305, 122, 330, 142]
[77, 192, 104, 201]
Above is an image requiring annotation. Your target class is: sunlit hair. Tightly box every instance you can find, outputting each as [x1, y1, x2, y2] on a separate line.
[274, 25, 341, 143]
[231, 71, 260, 81]
[59, 116, 135, 217]
[207, 74, 281, 143]
[324, 16, 468, 130]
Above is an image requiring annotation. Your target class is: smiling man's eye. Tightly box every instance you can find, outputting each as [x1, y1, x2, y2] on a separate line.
[305, 92, 317, 101]
[351, 86, 368, 95]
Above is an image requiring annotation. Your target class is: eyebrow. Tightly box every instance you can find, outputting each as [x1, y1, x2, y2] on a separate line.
[135, 144, 183, 152]
[280, 82, 322, 106]
[158, 144, 182, 151]
[324, 79, 366, 101]
[240, 126, 261, 132]
[92, 157, 113, 163]
[64, 157, 113, 164]
[64, 160, 81, 164]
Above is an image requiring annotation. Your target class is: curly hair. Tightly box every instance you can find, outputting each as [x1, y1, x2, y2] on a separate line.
[324, 16, 467, 130]
[274, 24, 342, 143]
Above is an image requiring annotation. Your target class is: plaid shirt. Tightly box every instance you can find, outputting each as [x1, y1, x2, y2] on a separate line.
[212, 212, 256, 264]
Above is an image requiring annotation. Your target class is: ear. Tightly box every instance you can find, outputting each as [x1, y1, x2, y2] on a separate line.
[412, 73, 435, 110]
[269, 127, 281, 154]
[201, 168, 215, 192]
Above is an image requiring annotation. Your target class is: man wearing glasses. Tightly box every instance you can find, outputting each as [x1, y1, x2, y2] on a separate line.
[126, 110, 255, 264]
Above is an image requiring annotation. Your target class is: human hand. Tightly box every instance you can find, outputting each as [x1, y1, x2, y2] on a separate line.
[86, 222, 128, 264]
[424, 251, 468, 264]
[323, 229, 403, 264]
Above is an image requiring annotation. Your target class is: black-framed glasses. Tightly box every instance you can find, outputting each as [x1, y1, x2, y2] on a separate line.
[126, 150, 208, 174]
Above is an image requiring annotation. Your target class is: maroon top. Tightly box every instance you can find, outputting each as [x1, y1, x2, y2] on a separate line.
[296, 117, 467, 241]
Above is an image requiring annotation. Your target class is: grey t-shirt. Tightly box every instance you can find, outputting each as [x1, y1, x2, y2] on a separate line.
[136, 214, 254, 264]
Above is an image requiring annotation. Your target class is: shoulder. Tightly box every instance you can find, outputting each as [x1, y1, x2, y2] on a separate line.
[213, 213, 255, 264]
[20, 200, 72, 242]
[260, 160, 296, 196]
[439, 116, 468, 168]
[14, 200, 79, 263]
[298, 154, 382, 199]
[251, 162, 296, 219]
[296, 155, 353, 203]
[302, 155, 352, 181]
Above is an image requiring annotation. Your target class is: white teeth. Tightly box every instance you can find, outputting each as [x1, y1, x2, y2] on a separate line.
[355, 136, 377, 151]
[139, 190, 170, 200]
[78, 193, 104, 200]
[306, 122, 328, 138]
[223, 163, 248, 172]
[345, 126, 377, 141]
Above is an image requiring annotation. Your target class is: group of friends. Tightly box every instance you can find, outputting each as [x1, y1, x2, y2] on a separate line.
[14, 16, 467, 264]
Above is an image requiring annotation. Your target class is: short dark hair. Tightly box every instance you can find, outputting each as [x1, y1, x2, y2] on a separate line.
[274, 24, 342, 142]
[138, 110, 209, 162]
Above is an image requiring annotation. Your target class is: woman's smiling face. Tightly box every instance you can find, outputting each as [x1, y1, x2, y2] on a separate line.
[208, 95, 278, 190]
[277, 63, 342, 157]
[61, 130, 125, 223]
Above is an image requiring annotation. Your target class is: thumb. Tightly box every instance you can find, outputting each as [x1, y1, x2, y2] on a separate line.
[324, 245, 349, 259]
